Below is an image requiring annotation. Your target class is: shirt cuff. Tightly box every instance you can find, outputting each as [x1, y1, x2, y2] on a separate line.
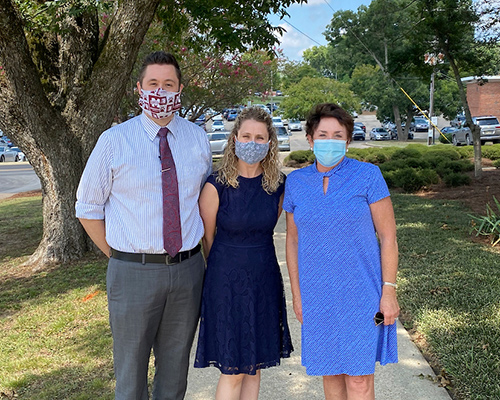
[75, 201, 105, 220]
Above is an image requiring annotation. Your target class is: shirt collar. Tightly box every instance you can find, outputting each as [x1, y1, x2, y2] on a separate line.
[313, 156, 348, 177]
[140, 112, 180, 141]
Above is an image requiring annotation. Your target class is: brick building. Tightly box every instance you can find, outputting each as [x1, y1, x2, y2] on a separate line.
[462, 76, 500, 117]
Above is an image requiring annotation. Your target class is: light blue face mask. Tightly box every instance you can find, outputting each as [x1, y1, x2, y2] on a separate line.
[313, 139, 347, 167]
[235, 139, 270, 165]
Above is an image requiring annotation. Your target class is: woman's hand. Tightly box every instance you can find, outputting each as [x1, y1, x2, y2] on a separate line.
[293, 295, 303, 324]
[379, 286, 400, 325]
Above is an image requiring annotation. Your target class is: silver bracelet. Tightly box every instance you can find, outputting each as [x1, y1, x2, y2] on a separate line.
[383, 281, 398, 288]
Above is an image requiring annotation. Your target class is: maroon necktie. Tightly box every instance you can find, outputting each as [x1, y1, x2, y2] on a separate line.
[158, 127, 182, 257]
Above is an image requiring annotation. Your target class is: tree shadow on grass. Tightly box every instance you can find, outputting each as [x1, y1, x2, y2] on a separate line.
[0, 255, 108, 317]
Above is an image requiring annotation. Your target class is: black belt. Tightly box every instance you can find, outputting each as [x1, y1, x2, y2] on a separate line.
[110, 244, 201, 265]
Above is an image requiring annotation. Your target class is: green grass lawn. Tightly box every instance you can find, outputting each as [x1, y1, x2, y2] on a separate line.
[1, 193, 500, 399]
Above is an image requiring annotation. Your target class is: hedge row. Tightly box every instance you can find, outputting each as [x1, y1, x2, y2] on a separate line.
[284, 143, 500, 193]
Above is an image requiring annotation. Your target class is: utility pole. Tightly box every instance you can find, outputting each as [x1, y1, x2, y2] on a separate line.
[429, 70, 435, 145]
[270, 70, 274, 116]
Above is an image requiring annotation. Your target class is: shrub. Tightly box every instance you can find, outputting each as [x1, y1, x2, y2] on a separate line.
[442, 172, 471, 187]
[455, 146, 474, 159]
[391, 167, 425, 192]
[418, 168, 440, 186]
[439, 132, 453, 144]
[287, 150, 314, 164]
[422, 153, 449, 168]
[426, 147, 461, 160]
[494, 159, 500, 169]
[364, 152, 388, 164]
[381, 170, 396, 189]
[379, 160, 407, 172]
[481, 145, 500, 161]
[405, 158, 431, 170]
[347, 154, 362, 161]
[391, 147, 423, 160]
[436, 160, 473, 177]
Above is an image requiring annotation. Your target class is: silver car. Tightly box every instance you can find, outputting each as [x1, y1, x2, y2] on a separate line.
[276, 127, 290, 151]
[207, 132, 230, 155]
[452, 116, 500, 145]
[369, 127, 390, 140]
[0, 145, 17, 162]
[288, 119, 302, 132]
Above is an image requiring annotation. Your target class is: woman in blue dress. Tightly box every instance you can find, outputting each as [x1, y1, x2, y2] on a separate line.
[283, 103, 399, 400]
[194, 107, 293, 400]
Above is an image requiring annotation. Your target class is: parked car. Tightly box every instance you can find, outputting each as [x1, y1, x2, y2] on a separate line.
[352, 127, 365, 141]
[390, 128, 414, 140]
[266, 103, 278, 112]
[253, 104, 271, 114]
[452, 127, 473, 146]
[9, 147, 26, 162]
[451, 114, 466, 128]
[211, 120, 225, 132]
[207, 132, 230, 154]
[412, 117, 429, 132]
[276, 127, 290, 151]
[354, 121, 366, 133]
[0, 145, 17, 162]
[369, 127, 390, 140]
[194, 114, 206, 131]
[288, 119, 302, 132]
[272, 116, 284, 128]
[226, 110, 239, 121]
[441, 126, 458, 134]
[471, 116, 500, 144]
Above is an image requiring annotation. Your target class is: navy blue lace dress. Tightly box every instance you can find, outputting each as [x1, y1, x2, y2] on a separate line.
[194, 172, 293, 375]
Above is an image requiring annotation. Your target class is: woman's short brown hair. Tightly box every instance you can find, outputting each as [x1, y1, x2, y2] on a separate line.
[305, 103, 354, 142]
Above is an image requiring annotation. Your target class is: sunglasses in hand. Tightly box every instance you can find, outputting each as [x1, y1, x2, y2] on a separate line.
[374, 312, 384, 326]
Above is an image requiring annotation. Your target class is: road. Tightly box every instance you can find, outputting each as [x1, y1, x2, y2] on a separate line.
[0, 162, 41, 200]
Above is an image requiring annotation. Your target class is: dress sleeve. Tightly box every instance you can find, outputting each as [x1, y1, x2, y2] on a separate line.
[282, 173, 295, 213]
[367, 165, 390, 204]
[205, 172, 223, 197]
[276, 173, 286, 198]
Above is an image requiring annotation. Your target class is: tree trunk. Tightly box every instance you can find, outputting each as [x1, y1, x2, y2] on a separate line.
[393, 104, 404, 141]
[0, 0, 161, 270]
[440, 44, 482, 178]
[29, 152, 88, 270]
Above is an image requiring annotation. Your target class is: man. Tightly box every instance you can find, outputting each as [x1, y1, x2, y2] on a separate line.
[75, 51, 211, 400]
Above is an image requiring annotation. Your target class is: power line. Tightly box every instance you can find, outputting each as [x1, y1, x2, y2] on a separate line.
[282, 18, 324, 47]
[323, 0, 335, 12]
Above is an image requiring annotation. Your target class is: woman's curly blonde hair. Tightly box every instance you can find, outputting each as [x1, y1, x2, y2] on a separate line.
[216, 107, 283, 194]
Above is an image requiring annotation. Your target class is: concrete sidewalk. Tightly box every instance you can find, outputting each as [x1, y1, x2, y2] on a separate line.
[185, 213, 452, 399]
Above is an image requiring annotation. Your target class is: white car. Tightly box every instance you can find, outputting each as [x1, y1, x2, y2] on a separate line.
[0, 145, 17, 162]
[272, 116, 284, 128]
[211, 120, 225, 132]
[10, 147, 26, 161]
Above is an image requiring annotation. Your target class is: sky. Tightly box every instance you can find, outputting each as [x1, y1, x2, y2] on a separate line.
[268, 0, 370, 61]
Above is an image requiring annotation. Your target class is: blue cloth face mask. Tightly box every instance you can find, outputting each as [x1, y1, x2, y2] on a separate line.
[313, 139, 347, 167]
[235, 139, 270, 165]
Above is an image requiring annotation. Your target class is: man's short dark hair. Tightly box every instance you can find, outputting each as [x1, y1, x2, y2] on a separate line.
[138, 51, 182, 85]
[305, 103, 354, 141]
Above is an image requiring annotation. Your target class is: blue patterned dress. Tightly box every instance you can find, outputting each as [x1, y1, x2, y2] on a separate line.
[282, 157, 398, 376]
[194, 172, 293, 375]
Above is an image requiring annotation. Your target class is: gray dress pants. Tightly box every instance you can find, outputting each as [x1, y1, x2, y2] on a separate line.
[107, 251, 205, 400]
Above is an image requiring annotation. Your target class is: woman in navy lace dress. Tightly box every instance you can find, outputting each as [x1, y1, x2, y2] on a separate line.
[194, 107, 293, 399]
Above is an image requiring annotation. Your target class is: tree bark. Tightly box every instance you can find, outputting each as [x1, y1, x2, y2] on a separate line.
[0, 0, 161, 269]
[439, 41, 482, 178]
